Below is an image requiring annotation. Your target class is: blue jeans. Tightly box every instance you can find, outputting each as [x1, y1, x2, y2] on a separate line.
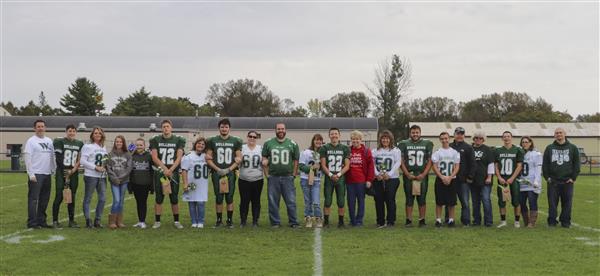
[110, 182, 128, 213]
[347, 183, 366, 226]
[188, 201, 206, 225]
[547, 180, 573, 227]
[83, 176, 106, 221]
[300, 178, 322, 217]
[267, 175, 298, 226]
[457, 181, 471, 225]
[471, 184, 493, 226]
[520, 191, 538, 213]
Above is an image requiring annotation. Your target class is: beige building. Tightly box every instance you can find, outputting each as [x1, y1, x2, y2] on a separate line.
[411, 122, 600, 157]
[1, 116, 379, 162]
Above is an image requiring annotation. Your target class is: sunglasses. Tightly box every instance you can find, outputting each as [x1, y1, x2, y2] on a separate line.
[248, 136, 258, 139]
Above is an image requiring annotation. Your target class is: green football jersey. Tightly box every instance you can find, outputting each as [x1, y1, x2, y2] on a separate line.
[206, 135, 243, 169]
[53, 137, 84, 169]
[401, 138, 433, 174]
[319, 143, 350, 174]
[149, 134, 186, 169]
[262, 138, 300, 176]
[494, 145, 524, 178]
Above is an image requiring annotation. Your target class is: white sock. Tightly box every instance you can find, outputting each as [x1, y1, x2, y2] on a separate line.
[448, 218, 454, 223]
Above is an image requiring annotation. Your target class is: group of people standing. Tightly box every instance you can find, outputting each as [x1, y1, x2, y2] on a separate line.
[23, 118, 580, 230]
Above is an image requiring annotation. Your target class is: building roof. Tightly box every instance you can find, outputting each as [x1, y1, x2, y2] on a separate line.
[0, 107, 11, 116]
[0, 116, 378, 132]
[410, 122, 600, 137]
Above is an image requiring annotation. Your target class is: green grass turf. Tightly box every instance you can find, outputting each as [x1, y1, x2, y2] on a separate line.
[1, 173, 598, 275]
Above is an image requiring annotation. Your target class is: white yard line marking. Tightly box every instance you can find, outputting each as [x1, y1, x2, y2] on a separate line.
[0, 184, 22, 190]
[0, 196, 134, 241]
[313, 228, 323, 276]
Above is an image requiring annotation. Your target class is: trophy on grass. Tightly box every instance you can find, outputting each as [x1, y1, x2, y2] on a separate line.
[307, 151, 320, 186]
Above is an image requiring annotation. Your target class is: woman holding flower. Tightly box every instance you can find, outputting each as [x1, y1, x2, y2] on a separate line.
[181, 137, 210, 228]
[80, 126, 109, 228]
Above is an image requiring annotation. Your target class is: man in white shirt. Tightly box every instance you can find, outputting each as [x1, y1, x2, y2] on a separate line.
[23, 119, 56, 229]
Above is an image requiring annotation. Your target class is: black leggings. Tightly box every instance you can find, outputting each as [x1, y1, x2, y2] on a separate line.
[239, 178, 263, 223]
[132, 184, 150, 222]
[373, 178, 400, 226]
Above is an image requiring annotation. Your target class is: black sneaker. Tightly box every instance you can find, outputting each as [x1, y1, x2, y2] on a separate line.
[52, 221, 62, 229]
[377, 224, 387, 229]
[69, 220, 80, 228]
[435, 220, 442, 228]
[214, 221, 223, 228]
[386, 222, 395, 227]
[418, 219, 426, 227]
[85, 219, 93, 229]
[448, 221, 456, 228]
[405, 219, 412, 227]
[93, 219, 103, 228]
[271, 224, 281, 228]
[290, 224, 300, 228]
[226, 221, 234, 229]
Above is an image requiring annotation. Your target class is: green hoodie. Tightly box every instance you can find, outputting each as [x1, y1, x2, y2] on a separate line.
[542, 139, 580, 182]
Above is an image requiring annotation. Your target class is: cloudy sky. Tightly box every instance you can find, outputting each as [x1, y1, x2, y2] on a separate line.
[2, 1, 598, 116]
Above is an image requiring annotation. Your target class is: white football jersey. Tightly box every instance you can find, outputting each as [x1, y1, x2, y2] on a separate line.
[371, 147, 402, 179]
[432, 147, 461, 177]
[181, 151, 209, 202]
[239, 144, 263, 182]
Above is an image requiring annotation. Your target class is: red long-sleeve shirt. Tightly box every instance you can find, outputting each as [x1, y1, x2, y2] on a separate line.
[346, 145, 375, 184]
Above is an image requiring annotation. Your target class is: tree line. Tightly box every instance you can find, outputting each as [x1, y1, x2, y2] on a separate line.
[2, 54, 598, 139]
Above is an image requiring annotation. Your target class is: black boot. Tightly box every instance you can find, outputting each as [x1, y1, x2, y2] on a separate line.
[94, 218, 103, 228]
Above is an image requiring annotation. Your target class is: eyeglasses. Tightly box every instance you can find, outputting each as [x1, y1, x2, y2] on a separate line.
[248, 136, 258, 139]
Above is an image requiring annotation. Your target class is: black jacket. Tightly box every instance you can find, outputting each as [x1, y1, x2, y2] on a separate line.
[450, 140, 476, 183]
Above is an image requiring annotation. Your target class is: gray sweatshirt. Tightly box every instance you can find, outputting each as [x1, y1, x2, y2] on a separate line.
[107, 150, 133, 185]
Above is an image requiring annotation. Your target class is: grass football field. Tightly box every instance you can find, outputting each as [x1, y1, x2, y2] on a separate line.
[1, 172, 598, 275]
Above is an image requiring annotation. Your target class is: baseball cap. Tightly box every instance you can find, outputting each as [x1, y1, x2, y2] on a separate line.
[454, 127, 465, 134]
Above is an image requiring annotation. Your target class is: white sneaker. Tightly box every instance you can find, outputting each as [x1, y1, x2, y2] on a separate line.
[152, 222, 161, 229]
[197, 223, 204, 229]
[140, 222, 147, 229]
[191, 223, 198, 228]
[497, 221, 507, 228]
[174, 221, 184, 229]
[133, 222, 142, 228]
[514, 221, 521, 228]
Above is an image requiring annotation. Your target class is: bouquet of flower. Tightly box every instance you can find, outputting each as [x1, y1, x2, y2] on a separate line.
[153, 166, 178, 195]
[100, 155, 109, 179]
[308, 151, 320, 186]
[377, 163, 387, 190]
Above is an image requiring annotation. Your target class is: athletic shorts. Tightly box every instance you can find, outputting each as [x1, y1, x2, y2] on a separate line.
[324, 177, 345, 208]
[435, 177, 457, 206]
[497, 180, 520, 208]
